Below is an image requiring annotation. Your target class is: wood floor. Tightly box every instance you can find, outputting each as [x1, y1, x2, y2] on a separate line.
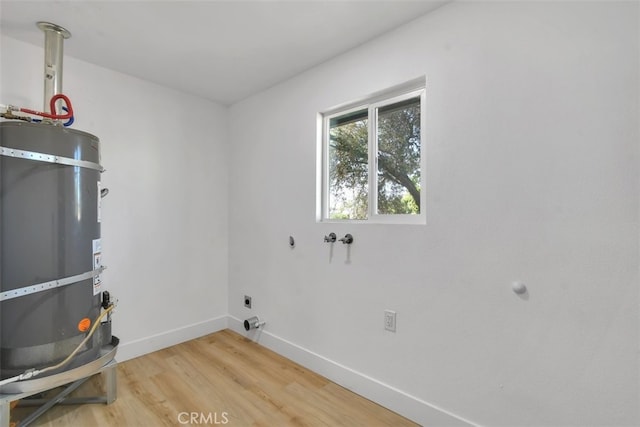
[11, 329, 418, 426]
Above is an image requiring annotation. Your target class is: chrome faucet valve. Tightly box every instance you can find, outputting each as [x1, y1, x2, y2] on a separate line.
[339, 234, 353, 244]
[324, 232, 337, 243]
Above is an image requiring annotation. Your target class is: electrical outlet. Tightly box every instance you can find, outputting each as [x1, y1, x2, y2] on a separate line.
[244, 295, 252, 309]
[384, 310, 396, 332]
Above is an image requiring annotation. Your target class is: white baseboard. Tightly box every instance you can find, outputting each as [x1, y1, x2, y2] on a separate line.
[116, 315, 228, 362]
[227, 315, 476, 427]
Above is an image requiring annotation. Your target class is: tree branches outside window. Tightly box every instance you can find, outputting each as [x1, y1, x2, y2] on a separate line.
[328, 97, 421, 219]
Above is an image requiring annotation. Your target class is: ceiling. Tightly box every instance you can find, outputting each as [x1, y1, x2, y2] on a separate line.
[0, 0, 448, 105]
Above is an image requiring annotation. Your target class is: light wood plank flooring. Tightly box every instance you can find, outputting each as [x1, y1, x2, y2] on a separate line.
[11, 329, 419, 426]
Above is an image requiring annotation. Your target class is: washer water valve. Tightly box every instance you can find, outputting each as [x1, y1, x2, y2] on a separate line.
[324, 232, 337, 243]
[339, 234, 354, 244]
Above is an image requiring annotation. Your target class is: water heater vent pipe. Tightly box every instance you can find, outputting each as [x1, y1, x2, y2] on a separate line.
[37, 21, 71, 114]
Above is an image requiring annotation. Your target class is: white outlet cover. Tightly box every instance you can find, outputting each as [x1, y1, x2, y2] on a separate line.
[384, 309, 396, 332]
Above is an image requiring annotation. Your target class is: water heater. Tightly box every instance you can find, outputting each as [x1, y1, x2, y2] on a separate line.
[0, 22, 117, 394]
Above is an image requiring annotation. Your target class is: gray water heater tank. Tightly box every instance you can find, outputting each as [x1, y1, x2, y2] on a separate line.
[0, 121, 105, 379]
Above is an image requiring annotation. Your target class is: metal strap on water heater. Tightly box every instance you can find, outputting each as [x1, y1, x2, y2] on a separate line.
[0, 146, 103, 172]
[0, 267, 106, 302]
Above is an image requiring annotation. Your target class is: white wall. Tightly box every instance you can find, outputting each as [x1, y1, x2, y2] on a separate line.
[1, 36, 230, 361]
[228, 2, 639, 426]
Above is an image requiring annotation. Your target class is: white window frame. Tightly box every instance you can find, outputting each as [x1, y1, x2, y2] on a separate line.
[317, 77, 427, 224]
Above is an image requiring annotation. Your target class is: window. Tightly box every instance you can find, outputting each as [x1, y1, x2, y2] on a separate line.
[318, 78, 426, 223]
